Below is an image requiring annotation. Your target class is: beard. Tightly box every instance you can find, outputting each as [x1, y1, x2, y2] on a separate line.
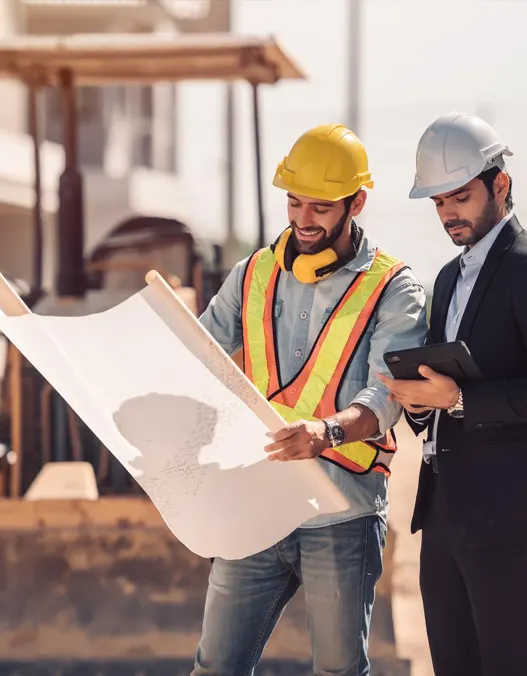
[444, 198, 501, 248]
[291, 210, 348, 255]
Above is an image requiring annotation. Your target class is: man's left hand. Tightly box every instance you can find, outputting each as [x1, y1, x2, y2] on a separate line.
[264, 419, 327, 461]
[378, 365, 460, 412]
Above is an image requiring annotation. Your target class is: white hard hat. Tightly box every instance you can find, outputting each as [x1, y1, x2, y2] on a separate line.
[409, 112, 513, 199]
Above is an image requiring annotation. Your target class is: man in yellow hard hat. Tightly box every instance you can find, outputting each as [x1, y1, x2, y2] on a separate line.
[193, 124, 428, 675]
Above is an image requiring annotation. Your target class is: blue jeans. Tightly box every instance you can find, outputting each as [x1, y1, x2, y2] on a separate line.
[192, 515, 386, 676]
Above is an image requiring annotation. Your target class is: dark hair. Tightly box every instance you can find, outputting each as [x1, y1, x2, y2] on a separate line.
[477, 165, 514, 211]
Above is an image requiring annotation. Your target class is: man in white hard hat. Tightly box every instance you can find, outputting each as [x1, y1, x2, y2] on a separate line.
[379, 111, 527, 676]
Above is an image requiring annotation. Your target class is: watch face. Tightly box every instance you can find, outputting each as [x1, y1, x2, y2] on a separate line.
[328, 421, 345, 446]
[335, 425, 345, 444]
[449, 408, 464, 419]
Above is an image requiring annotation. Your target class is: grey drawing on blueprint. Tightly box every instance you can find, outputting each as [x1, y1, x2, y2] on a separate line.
[113, 393, 218, 516]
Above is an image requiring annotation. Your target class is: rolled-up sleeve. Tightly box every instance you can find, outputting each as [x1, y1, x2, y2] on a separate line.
[351, 269, 428, 437]
[199, 257, 248, 356]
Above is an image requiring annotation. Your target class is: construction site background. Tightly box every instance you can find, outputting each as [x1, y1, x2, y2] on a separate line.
[3, 1, 527, 674]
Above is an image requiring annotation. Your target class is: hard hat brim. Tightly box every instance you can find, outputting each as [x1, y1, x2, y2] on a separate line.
[409, 157, 512, 200]
[409, 179, 476, 199]
[273, 175, 374, 202]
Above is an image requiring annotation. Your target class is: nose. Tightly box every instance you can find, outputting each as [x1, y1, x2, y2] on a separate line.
[294, 205, 317, 229]
[440, 203, 458, 224]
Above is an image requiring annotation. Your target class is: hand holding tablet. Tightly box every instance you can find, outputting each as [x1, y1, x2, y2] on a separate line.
[383, 340, 482, 382]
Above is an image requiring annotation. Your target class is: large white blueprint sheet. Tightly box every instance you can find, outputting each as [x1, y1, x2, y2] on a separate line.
[0, 273, 349, 560]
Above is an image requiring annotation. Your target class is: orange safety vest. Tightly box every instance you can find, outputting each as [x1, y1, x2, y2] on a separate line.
[241, 246, 406, 476]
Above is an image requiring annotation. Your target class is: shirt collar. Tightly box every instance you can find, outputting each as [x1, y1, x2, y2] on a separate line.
[342, 227, 377, 273]
[461, 212, 514, 269]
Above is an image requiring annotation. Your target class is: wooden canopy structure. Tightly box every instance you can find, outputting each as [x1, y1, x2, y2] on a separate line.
[0, 33, 305, 86]
[0, 33, 306, 298]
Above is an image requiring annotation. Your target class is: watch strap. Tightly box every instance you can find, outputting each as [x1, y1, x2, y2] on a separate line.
[447, 389, 464, 418]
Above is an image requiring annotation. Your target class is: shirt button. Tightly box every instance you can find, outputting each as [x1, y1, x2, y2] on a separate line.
[466, 285, 471, 291]
[300, 311, 308, 319]
[295, 349, 302, 358]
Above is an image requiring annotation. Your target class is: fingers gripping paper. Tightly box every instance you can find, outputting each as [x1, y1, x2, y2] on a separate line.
[0, 272, 349, 560]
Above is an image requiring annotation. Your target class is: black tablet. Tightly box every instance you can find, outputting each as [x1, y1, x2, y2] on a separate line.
[383, 341, 482, 381]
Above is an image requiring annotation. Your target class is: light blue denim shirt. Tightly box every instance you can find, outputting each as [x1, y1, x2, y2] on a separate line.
[200, 229, 428, 527]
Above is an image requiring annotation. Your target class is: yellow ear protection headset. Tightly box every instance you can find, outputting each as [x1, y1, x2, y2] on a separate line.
[270, 212, 360, 285]
[270, 228, 338, 284]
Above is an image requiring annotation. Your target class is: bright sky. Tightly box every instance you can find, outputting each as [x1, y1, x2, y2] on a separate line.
[228, 0, 527, 290]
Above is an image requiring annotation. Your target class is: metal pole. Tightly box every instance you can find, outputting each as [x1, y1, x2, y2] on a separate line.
[28, 84, 43, 298]
[57, 68, 85, 297]
[224, 0, 236, 253]
[348, 0, 362, 135]
[8, 344, 22, 497]
[226, 83, 235, 239]
[251, 83, 265, 249]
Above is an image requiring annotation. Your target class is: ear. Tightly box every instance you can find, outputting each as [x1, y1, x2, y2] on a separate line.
[349, 189, 367, 217]
[494, 170, 510, 202]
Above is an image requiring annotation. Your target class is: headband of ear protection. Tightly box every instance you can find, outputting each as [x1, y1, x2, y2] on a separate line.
[270, 227, 346, 284]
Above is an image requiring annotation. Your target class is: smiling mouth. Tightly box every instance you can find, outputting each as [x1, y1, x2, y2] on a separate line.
[295, 227, 323, 238]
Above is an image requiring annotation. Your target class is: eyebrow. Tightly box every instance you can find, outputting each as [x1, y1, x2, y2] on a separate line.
[431, 187, 471, 201]
[286, 192, 335, 208]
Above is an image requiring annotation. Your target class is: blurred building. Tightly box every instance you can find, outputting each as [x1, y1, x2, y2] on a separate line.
[0, 0, 237, 293]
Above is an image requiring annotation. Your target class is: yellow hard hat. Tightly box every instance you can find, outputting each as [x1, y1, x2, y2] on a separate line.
[272, 123, 373, 201]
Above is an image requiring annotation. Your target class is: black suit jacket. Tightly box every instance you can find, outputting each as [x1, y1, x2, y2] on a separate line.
[408, 215, 527, 547]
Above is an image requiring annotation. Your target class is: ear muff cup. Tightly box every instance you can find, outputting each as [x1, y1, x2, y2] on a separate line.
[273, 227, 297, 272]
[271, 227, 340, 284]
[292, 247, 339, 284]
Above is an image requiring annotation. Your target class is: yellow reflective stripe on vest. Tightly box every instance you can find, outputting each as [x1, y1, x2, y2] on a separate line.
[295, 250, 401, 419]
[243, 250, 276, 396]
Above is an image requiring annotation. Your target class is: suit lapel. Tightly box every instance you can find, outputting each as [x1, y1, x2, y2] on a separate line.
[456, 215, 523, 341]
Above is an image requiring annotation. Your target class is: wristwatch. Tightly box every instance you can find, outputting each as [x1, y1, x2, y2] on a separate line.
[447, 389, 464, 418]
[322, 418, 346, 447]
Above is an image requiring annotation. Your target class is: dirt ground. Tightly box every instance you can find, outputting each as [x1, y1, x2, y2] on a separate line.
[389, 420, 434, 676]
